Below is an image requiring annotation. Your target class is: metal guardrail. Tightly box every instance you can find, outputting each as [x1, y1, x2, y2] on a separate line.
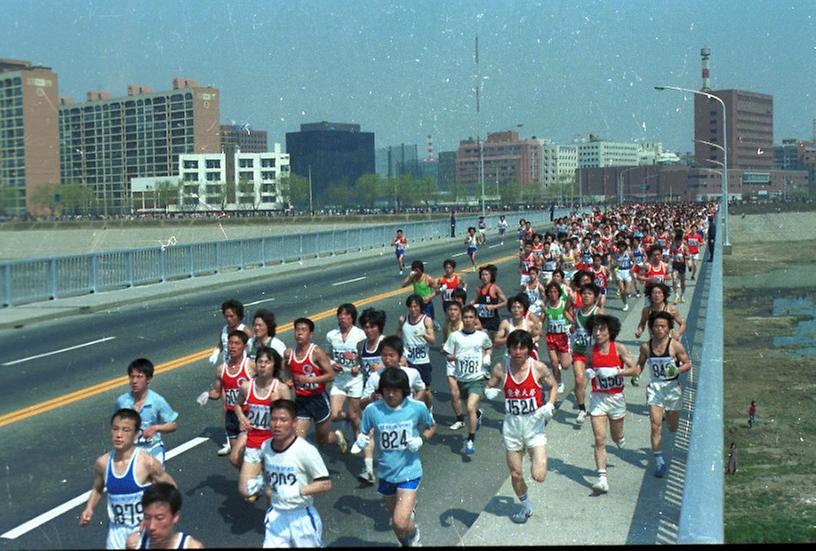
[1, 210, 554, 307]
[678, 203, 724, 543]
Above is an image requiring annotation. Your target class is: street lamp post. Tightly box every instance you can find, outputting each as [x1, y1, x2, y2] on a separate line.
[617, 166, 641, 205]
[655, 85, 729, 247]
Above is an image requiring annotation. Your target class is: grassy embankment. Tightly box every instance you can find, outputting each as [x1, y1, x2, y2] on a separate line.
[723, 235, 816, 543]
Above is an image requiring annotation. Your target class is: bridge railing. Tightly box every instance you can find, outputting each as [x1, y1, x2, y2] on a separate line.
[678, 202, 724, 544]
[1, 210, 554, 307]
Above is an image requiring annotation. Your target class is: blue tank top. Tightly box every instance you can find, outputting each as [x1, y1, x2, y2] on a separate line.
[616, 252, 633, 270]
[139, 531, 189, 549]
[106, 448, 151, 531]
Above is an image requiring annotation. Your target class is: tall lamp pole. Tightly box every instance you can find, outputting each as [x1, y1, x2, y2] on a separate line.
[655, 85, 729, 247]
[618, 166, 640, 205]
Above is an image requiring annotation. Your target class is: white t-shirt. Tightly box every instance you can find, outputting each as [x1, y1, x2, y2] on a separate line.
[443, 330, 492, 382]
[326, 326, 367, 376]
[363, 366, 426, 399]
[262, 436, 329, 511]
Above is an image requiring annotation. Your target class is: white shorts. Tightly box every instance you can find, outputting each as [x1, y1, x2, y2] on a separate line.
[617, 269, 632, 282]
[502, 414, 548, 452]
[646, 380, 683, 411]
[446, 359, 456, 378]
[329, 372, 363, 399]
[244, 446, 264, 464]
[590, 392, 627, 420]
[107, 525, 137, 550]
[691, 253, 700, 261]
[263, 506, 323, 548]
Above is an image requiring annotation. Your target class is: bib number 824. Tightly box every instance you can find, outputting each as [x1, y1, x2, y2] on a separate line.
[380, 429, 408, 450]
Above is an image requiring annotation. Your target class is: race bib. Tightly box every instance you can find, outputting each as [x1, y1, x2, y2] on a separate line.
[109, 491, 143, 528]
[407, 344, 428, 363]
[476, 304, 491, 318]
[456, 353, 482, 378]
[650, 357, 678, 380]
[548, 318, 568, 334]
[573, 329, 590, 348]
[505, 397, 537, 416]
[247, 403, 270, 430]
[377, 420, 413, 451]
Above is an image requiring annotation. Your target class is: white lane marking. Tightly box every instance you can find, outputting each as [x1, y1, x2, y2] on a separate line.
[2, 337, 117, 366]
[245, 297, 276, 307]
[488, 244, 501, 249]
[0, 437, 209, 540]
[331, 276, 367, 286]
[451, 252, 467, 257]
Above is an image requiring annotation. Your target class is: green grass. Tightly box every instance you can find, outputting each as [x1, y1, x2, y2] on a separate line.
[730, 202, 816, 216]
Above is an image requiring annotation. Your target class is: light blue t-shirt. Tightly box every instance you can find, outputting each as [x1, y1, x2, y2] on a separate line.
[360, 397, 435, 483]
[114, 389, 178, 460]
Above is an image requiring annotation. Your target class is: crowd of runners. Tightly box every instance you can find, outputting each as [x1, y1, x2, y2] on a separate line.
[79, 201, 717, 548]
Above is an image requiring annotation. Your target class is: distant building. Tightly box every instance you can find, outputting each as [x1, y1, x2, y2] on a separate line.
[220, 124, 267, 184]
[59, 77, 220, 213]
[637, 142, 681, 165]
[285, 121, 374, 201]
[456, 130, 542, 192]
[375, 144, 420, 179]
[437, 151, 457, 191]
[539, 139, 578, 189]
[576, 135, 639, 168]
[0, 58, 60, 215]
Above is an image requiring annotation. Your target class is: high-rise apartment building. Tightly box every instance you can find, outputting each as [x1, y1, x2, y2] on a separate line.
[59, 77, 220, 212]
[539, 140, 578, 189]
[0, 58, 60, 214]
[577, 135, 640, 168]
[375, 144, 420, 179]
[456, 131, 542, 191]
[285, 122, 375, 200]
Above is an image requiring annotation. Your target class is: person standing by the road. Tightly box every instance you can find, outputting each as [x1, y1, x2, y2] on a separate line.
[80, 409, 177, 550]
[748, 400, 757, 428]
[356, 367, 437, 547]
[707, 216, 717, 262]
[484, 329, 557, 524]
[260, 399, 333, 548]
[726, 442, 738, 474]
[114, 358, 178, 466]
[450, 211, 456, 238]
[125, 483, 204, 549]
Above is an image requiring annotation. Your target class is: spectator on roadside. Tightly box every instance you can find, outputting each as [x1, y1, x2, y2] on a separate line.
[748, 400, 757, 428]
[726, 442, 738, 474]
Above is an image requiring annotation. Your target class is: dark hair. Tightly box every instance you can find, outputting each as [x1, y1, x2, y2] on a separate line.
[572, 269, 591, 286]
[254, 346, 284, 379]
[141, 482, 182, 515]
[127, 358, 154, 379]
[508, 293, 530, 313]
[253, 309, 278, 338]
[462, 304, 478, 317]
[227, 329, 249, 344]
[443, 258, 456, 269]
[648, 245, 663, 257]
[528, 265, 540, 274]
[410, 260, 424, 273]
[270, 398, 297, 419]
[377, 367, 410, 399]
[545, 281, 562, 296]
[451, 287, 468, 304]
[648, 310, 675, 330]
[506, 329, 534, 351]
[381, 335, 404, 357]
[337, 303, 358, 324]
[445, 300, 463, 312]
[586, 314, 622, 341]
[359, 308, 386, 333]
[293, 317, 315, 332]
[579, 283, 600, 297]
[552, 268, 565, 279]
[646, 282, 672, 300]
[405, 293, 423, 308]
[111, 408, 141, 429]
[523, 240, 533, 247]
[468, 226, 476, 232]
[479, 264, 498, 283]
[221, 299, 244, 320]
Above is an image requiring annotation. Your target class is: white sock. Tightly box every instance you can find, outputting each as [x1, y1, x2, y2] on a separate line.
[364, 457, 374, 474]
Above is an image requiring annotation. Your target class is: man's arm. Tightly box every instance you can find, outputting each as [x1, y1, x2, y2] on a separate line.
[616, 343, 638, 377]
[79, 456, 106, 526]
[673, 340, 692, 374]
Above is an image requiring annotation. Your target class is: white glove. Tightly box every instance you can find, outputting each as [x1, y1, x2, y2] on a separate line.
[208, 347, 221, 365]
[482, 353, 492, 367]
[484, 387, 500, 400]
[196, 391, 210, 407]
[534, 402, 555, 422]
[584, 368, 596, 381]
[246, 475, 265, 497]
[406, 436, 423, 452]
[351, 433, 369, 454]
[275, 484, 301, 502]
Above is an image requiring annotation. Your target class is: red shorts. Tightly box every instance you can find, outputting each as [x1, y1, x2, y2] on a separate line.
[572, 352, 587, 364]
[546, 333, 570, 353]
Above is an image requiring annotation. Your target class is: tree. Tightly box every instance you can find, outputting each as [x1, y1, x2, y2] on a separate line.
[0, 184, 23, 216]
[58, 183, 97, 214]
[500, 180, 522, 205]
[326, 183, 353, 209]
[283, 174, 310, 210]
[354, 173, 384, 208]
[155, 179, 180, 211]
[395, 173, 419, 207]
[414, 176, 438, 207]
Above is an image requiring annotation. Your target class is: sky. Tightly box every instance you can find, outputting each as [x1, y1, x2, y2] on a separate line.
[5, 0, 816, 154]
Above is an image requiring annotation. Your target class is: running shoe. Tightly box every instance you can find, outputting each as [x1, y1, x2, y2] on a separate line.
[622, 304, 629, 312]
[631, 376, 640, 387]
[449, 420, 465, 430]
[400, 270, 404, 276]
[408, 525, 421, 547]
[616, 437, 626, 449]
[576, 410, 587, 425]
[510, 507, 533, 524]
[217, 442, 231, 456]
[557, 382, 565, 394]
[636, 291, 641, 298]
[655, 461, 668, 478]
[464, 440, 475, 455]
[679, 296, 685, 303]
[357, 469, 375, 484]
[335, 430, 348, 454]
[592, 477, 609, 493]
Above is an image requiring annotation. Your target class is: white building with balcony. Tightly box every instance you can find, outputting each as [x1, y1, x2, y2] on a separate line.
[577, 135, 640, 168]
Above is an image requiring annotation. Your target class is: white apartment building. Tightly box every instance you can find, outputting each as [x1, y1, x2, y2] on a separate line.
[637, 142, 681, 165]
[179, 153, 227, 209]
[539, 140, 578, 188]
[577, 137, 640, 168]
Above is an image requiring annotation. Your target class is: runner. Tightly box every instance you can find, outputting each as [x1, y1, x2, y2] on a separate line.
[472, 264, 507, 340]
[669, 229, 690, 304]
[234, 346, 290, 501]
[633, 282, 686, 386]
[477, 216, 487, 245]
[631, 236, 646, 298]
[442, 300, 466, 432]
[443, 305, 493, 455]
[518, 240, 538, 287]
[570, 284, 604, 425]
[540, 242, 559, 284]
[125, 483, 204, 549]
[197, 330, 255, 466]
[542, 281, 573, 394]
[684, 223, 704, 280]
[356, 368, 437, 547]
[560, 240, 578, 283]
[484, 329, 557, 524]
[114, 358, 178, 466]
[611, 239, 635, 312]
[494, 294, 542, 361]
[260, 399, 332, 548]
[465, 227, 479, 272]
[401, 260, 438, 320]
[498, 214, 508, 245]
[247, 309, 287, 360]
[635, 311, 692, 477]
[437, 258, 466, 312]
[80, 409, 177, 550]
[589, 254, 611, 309]
[400, 294, 436, 411]
[637, 245, 670, 287]
[584, 314, 639, 494]
[285, 318, 348, 453]
[326, 303, 367, 437]
[391, 229, 408, 275]
[521, 265, 546, 318]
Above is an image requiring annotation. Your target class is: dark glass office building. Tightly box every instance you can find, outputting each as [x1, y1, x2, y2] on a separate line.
[285, 122, 374, 200]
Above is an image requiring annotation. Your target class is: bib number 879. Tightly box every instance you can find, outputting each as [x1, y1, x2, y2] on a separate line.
[112, 502, 143, 525]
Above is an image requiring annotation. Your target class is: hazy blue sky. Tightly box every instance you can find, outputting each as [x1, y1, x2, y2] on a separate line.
[6, 0, 816, 153]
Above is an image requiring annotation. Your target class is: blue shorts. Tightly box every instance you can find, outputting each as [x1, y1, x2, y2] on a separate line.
[467, 246, 477, 255]
[295, 393, 331, 424]
[378, 477, 421, 497]
[409, 362, 433, 387]
[421, 300, 435, 320]
[396, 249, 405, 258]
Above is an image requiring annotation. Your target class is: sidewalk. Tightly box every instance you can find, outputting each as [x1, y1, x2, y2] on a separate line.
[462, 265, 707, 545]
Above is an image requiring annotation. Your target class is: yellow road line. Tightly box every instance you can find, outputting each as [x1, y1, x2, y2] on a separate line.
[0, 253, 518, 428]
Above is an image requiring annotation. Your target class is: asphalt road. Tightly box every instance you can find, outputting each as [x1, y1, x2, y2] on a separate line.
[0, 229, 708, 548]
